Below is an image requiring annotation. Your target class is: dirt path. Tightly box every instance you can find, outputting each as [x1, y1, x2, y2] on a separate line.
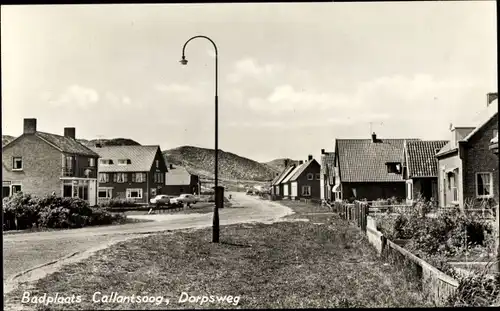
[3, 192, 293, 296]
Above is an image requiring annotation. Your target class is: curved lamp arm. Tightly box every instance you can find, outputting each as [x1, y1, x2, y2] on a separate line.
[180, 35, 218, 96]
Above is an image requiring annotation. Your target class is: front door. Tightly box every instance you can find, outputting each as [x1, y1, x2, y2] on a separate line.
[2, 186, 10, 199]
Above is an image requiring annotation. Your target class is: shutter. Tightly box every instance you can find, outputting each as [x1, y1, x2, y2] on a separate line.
[113, 173, 117, 182]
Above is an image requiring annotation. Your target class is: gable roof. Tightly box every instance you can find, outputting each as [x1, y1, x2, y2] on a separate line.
[89, 145, 162, 172]
[3, 132, 99, 157]
[405, 140, 448, 178]
[336, 138, 419, 183]
[281, 163, 304, 184]
[462, 111, 498, 143]
[273, 165, 296, 186]
[289, 159, 319, 182]
[166, 166, 191, 185]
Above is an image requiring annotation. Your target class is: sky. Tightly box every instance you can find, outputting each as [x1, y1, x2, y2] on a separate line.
[1, 2, 497, 163]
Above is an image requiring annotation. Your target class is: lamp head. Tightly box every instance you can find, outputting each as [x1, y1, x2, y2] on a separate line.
[179, 56, 188, 65]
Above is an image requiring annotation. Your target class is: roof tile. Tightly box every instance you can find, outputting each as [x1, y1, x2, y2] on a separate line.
[35, 132, 99, 157]
[89, 145, 161, 172]
[337, 138, 419, 182]
[406, 140, 448, 178]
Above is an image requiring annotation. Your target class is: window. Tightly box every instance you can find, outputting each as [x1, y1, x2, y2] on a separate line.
[316, 173, 321, 180]
[12, 184, 22, 194]
[301, 185, 311, 196]
[387, 162, 402, 174]
[118, 159, 131, 165]
[12, 157, 23, 170]
[63, 185, 72, 198]
[133, 173, 146, 183]
[494, 129, 498, 139]
[352, 188, 357, 198]
[126, 188, 143, 199]
[88, 158, 95, 167]
[114, 173, 127, 183]
[476, 173, 493, 198]
[156, 160, 160, 168]
[448, 173, 458, 202]
[98, 173, 109, 183]
[307, 173, 314, 180]
[99, 159, 113, 165]
[98, 188, 112, 199]
[154, 172, 164, 184]
[407, 182, 413, 200]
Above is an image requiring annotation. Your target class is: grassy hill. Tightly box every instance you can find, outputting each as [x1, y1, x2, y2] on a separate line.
[163, 146, 278, 182]
[78, 138, 141, 147]
[263, 158, 300, 172]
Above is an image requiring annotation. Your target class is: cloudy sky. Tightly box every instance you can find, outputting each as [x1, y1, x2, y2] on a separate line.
[1, 2, 497, 162]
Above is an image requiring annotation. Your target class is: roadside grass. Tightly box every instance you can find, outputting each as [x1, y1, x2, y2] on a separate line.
[5, 200, 432, 310]
[2, 215, 151, 236]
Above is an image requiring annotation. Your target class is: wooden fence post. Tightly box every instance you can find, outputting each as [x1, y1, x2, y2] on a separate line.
[381, 235, 387, 257]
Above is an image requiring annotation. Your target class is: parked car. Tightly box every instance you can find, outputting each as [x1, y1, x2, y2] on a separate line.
[171, 194, 198, 205]
[150, 195, 175, 206]
[246, 190, 253, 195]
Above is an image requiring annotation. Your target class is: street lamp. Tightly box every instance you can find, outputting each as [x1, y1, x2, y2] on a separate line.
[180, 35, 221, 243]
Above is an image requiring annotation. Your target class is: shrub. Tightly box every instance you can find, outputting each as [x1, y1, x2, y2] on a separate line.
[99, 198, 140, 208]
[3, 193, 127, 230]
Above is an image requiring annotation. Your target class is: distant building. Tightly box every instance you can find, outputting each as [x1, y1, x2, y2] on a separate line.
[90, 145, 168, 204]
[281, 155, 321, 200]
[270, 159, 296, 200]
[436, 95, 498, 209]
[320, 149, 335, 202]
[402, 140, 448, 204]
[334, 133, 419, 202]
[165, 164, 199, 195]
[2, 118, 99, 205]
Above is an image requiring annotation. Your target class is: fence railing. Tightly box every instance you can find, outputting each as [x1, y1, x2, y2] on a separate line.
[337, 200, 459, 306]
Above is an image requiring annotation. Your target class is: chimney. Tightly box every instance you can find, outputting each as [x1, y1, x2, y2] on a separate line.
[308, 155, 313, 161]
[284, 159, 289, 167]
[23, 118, 37, 134]
[64, 127, 76, 139]
[321, 149, 325, 154]
[487, 92, 498, 106]
[170, 164, 173, 169]
[371, 132, 377, 143]
[299, 160, 304, 165]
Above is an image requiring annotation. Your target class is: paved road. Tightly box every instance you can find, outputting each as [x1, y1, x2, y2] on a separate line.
[3, 192, 293, 292]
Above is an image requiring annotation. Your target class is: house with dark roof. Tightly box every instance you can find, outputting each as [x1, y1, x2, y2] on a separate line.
[320, 149, 335, 202]
[402, 140, 448, 203]
[270, 160, 296, 199]
[436, 95, 498, 209]
[334, 133, 419, 202]
[165, 164, 199, 195]
[89, 145, 168, 204]
[2, 118, 100, 205]
[281, 155, 320, 200]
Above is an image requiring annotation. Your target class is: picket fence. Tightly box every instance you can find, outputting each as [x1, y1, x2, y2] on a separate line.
[331, 200, 459, 306]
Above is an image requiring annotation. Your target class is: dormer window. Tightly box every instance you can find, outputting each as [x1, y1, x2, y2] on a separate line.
[386, 162, 402, 174]
[99, 159, 114, 165]
[118, 159, 131, 165]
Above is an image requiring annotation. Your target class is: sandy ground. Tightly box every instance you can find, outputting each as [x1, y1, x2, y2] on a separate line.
[3, 192, 293, 295]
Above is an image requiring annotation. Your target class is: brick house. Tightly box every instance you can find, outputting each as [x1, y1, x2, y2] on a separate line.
[270, 160, 296, 199]
[2, 118, 100, 205]
[334, 133, 419, 202]
[89, 145, 168, 204]
[436, 99, 498, 209]
[320, 149, 335, 202]
[402, 140, 448, 204]
[165, 164, 199, 195]
[281, 155, 320, 200]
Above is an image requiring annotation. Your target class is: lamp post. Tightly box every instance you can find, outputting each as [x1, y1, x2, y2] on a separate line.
[180, 35, 220, 243]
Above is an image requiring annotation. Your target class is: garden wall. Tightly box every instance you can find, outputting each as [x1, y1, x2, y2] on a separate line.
[341, 202, 459, 306]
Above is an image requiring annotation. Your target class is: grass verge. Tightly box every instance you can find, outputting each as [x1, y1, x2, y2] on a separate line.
[5, 200, 431, 310]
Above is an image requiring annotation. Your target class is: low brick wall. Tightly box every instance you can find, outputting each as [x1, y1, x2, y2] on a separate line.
[345, 204, 459, 306]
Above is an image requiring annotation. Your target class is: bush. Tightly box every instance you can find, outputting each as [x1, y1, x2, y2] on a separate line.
[3, 193, 127, 230]
[99, 198, 140, 208]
